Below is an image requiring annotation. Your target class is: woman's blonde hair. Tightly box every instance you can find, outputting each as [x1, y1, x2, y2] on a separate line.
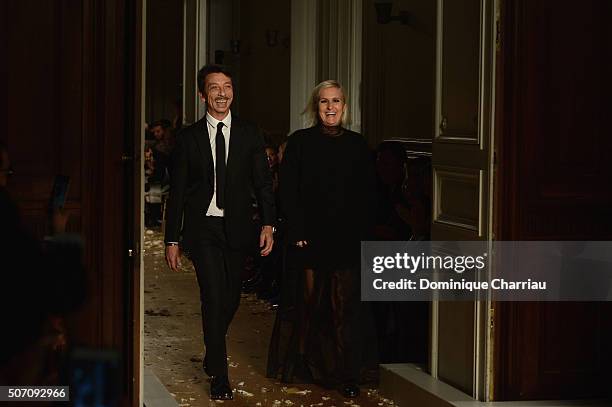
[303, 80, 349, 127]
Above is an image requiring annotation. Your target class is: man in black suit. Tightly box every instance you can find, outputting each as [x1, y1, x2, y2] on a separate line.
[164, 64, 275, 400]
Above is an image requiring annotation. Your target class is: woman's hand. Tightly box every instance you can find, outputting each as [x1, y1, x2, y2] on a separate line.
[296, 240, 308, 248]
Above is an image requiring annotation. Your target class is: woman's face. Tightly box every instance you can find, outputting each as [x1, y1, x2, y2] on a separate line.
[318, 87, 345, 127]
[265, 147, 278, 168]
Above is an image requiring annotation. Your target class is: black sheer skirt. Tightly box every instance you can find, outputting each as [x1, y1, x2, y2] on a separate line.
[266, 245, 378, 386]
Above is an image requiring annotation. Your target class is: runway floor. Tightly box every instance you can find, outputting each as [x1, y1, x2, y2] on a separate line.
[143, 227, 397, 407]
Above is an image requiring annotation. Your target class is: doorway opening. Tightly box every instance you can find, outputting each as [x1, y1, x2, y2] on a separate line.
[141, 0, 437, 404]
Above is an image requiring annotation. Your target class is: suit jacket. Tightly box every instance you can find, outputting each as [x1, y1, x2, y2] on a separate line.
[164, 115, 275, 250]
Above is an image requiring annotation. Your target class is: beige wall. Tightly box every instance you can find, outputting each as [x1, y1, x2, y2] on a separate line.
[238, 0, 291, 139]
[362, 0, 436, 146]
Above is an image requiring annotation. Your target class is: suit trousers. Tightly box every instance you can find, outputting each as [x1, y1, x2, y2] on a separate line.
[190, 216, 245, 376]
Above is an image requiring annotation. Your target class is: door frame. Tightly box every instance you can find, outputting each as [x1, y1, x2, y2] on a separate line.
[132, 0, 145, 405]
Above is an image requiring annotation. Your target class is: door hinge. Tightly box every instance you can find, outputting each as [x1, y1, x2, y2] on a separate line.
[128, 245, 140, 258]
[128, 241, 140, 258]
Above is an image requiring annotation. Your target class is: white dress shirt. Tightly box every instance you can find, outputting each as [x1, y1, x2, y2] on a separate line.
[205, 111, 232, 217]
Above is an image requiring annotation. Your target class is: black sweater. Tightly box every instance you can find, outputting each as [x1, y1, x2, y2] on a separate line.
[279, 125, 376, 269]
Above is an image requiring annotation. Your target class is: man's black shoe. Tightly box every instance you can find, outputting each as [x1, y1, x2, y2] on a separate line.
[341, 383, 360, 398]
[210, 375, 233, 400]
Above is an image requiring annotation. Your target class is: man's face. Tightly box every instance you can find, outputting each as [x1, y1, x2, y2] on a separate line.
[200, 72, 233, 119]
[265, 147, 278, 169]
[152, 125, 164, 141]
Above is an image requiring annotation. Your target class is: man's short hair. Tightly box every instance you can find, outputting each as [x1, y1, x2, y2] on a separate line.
[151, 119, 172, 130]
[197, 64, 233, 94]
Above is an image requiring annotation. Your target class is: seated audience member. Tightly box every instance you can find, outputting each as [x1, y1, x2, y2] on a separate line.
[387, 157, 431, 363]
[0, 192, 86, 385]
[277, 140, 287, 164]
[372, 145, 432, 364]
[144, 122, 154, 142]
[151, 119, 175, 159]
[266, 143, 280, 192]
[173, 100, 184, 131]
[144, 145, 161, 227]
[373, 141, 412, 240]
[144, 146, 155, 179]
[257, 144, 283, 304]
[397, 157, 432, 240]
[0, 145, 87, 386]
[146, 120, 174, 227]
[147, 119, 173, 182]
[243, 140, 286, 300]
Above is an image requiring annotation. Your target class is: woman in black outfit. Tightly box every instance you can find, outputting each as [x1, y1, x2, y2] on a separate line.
[267, 80, 377, 398]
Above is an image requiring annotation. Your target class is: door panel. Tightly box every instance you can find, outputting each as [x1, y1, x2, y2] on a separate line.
[440, 0, 481, 141]
[432, 0, 496, 399]
[437, 301, 475, 393]
[494, 0, 612, 400]
[361, 0, 437, 146]
[434, 166, 482, 234]
[2, 0, 142, 404]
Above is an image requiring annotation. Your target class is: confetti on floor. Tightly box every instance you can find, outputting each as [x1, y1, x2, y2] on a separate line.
[143, 227, 399, 407]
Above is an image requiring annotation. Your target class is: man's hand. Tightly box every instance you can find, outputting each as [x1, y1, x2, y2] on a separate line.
[260, 225, 274, 256]
[165, 244, 181, 272]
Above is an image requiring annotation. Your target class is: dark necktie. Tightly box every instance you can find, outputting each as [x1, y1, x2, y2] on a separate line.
[215, 122, 226, 209]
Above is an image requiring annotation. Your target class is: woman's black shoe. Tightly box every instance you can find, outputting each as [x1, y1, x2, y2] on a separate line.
[210, 375, 233, 400]
[341, 383, 360, 398]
